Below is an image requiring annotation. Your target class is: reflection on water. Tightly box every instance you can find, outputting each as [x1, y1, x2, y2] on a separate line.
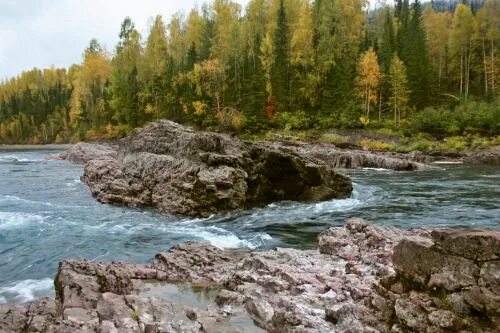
[140, 282, 264, 332]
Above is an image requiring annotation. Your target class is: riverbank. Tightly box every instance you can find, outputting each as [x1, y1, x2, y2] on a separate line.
[1, 219, 498, 332]
[241, 128, 500, 166]
[0, 144, 73, 151]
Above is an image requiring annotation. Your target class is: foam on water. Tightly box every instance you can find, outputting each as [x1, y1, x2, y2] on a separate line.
[480, 174, 500, 179]
[177, 225, 271, 249]
[297, 183, 378, 214]
[0, 195, 86, 209]
[0, 212, 44, 230]
[0, 195, 54, 207]
[362, 167, 394, 172]
[433, 161, 464, 165]
[0, 278, 53, 304]
[121, 222, 272, 249]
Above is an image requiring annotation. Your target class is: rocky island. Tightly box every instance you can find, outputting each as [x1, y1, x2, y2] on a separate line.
[53, 120, 435, 217]
[58, 120, 354, 217]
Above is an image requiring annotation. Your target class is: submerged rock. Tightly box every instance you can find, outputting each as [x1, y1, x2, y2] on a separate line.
[3, 219, 497, 332]
[70, 121, 353, 216]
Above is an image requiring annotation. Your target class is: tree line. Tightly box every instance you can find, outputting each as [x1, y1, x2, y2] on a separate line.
[0, 0, 498, 144]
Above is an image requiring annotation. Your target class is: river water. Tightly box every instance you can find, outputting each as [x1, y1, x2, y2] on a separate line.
[0, 149, 499, 304]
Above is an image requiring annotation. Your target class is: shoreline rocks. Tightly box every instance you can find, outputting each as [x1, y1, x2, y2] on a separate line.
[2, 219, 498, 332]
[266, 141, 432, 171]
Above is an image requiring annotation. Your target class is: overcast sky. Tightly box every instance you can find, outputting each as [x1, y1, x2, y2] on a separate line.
[0, 0, 249, 79]
[0, 0, 381, 79]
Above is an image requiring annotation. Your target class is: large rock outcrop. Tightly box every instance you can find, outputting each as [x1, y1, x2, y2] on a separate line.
[2, 219, 497, 332]
[78, 121, 353, 216]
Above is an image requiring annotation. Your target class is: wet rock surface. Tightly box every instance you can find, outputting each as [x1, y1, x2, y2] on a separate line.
[2, 218, 498, 332]
[63, 121, 353, 216]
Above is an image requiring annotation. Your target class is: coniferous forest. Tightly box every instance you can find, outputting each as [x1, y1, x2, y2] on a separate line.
[0, 0, 499, 145]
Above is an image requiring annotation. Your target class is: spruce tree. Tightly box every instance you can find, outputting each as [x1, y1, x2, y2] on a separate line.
[242, 34, 267, 131]
[270, 0, 290, 112]
[380, 9, 396, 72]
[398, 0, 433, 109]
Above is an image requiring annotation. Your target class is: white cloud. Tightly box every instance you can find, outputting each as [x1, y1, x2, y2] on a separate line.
[0, 0, 248, 79]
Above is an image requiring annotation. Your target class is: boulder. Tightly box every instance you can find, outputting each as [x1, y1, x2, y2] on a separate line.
[77, 120, 352, 216]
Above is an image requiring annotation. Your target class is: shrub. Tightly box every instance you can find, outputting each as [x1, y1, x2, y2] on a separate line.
[407, 100, 500, 137]
[438, 136, 469, 152]
[276, 111, 312, 130]
[320, 134, 348, 145]
[359, 139, 395, 151]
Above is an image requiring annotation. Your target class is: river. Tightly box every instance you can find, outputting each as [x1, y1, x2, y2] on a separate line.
[0, 149, 498, 304]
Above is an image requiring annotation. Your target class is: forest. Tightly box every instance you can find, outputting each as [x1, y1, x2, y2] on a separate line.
[0, 0, 498, 146]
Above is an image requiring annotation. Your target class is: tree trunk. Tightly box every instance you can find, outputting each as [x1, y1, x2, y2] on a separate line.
[483, 39, 488, 96]
[492, 39, 496, 96]
[465, 39, 473, 100]
[460, 49, 464, 99]
[378, 90, 382, 123]
[366, 86, 370, 118]
[438, 53, 443, 98]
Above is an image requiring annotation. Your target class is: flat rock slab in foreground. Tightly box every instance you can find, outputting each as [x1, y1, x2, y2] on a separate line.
[66, 120, 353, 216]
[2, 219, 498, 332]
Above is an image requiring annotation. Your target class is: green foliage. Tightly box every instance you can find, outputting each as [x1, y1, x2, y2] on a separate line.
[359, 139, 396, 151]
[408, 101, 500, 137]
[276, 111, 312, 130]
[439, 136, 469, 152]
[319, 134, 348, 145]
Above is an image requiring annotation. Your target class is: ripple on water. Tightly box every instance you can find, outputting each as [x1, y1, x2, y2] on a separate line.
[0, 212, 45, 230]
